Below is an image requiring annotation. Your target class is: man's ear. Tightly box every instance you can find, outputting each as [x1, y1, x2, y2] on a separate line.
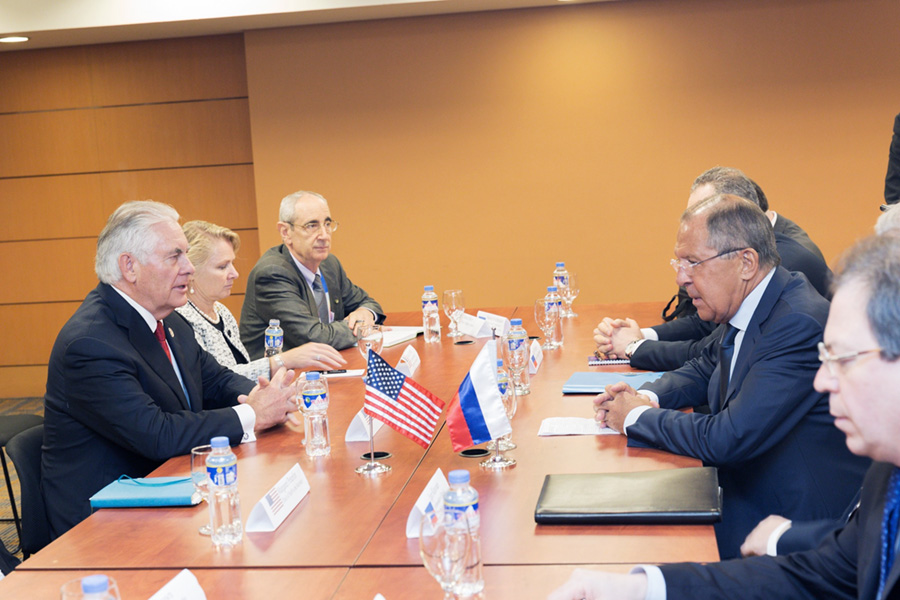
[119, 253, 138, 283]
[739, 248, 760, 281]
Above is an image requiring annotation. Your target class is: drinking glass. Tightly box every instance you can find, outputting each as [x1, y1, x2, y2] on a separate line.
[191, 444, 213, 535]
[60, 575, 121, 599]
[534, 299, 556, 351]
[356, 323, 384, 378]
[442, 290, 465, 338]
[562, 273, 580, 318]
[419, 507, 469, 599]
[499, 332, 530, 396]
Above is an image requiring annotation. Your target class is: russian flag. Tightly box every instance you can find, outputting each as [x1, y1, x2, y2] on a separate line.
[446, 340, 512, 452]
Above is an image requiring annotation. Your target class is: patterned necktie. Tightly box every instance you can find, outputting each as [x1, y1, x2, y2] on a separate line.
[877, 467, 900, 599]
[718, 324, 739, 404]
[313, 274, 329, 323]
[154, 321, 172, 362]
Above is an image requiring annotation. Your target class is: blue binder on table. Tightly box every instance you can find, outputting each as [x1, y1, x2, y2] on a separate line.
[89, 475, 199, 508]
[561, 371, 665, 394]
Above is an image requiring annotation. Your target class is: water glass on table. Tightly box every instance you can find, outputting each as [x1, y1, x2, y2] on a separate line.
[190, 444, 213, 535]
[419, 507, 470, 600]
[442, 289, 465, 338]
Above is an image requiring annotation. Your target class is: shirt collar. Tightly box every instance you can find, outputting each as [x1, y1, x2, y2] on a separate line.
[288, 252, 320, 289]
[729, 267, 776, 332]
[111, 284, 160, 331]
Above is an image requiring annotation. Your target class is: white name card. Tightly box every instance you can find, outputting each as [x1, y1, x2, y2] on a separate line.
[455, 312, 485, 337]
[396, 346, 421, 377]
[476, 311, 511, 337]
[148, 569, 206, 600]
[406, 468, 450, 538]
[245, 463, 310, 532]
[529, 339, 543, 374]
[345, 408, 385, 442]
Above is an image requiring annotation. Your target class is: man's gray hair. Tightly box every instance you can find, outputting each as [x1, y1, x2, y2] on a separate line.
[875, 204, 900, 236]
[683, 194, 781, 269]
[279, 191, 328, 224]
[95, 200, 180, 284]
[833, 235, 900, 360]
[692, 166, 761, 209]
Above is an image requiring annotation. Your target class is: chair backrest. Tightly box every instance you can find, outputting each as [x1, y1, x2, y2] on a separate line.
[6, 424, 50, 557]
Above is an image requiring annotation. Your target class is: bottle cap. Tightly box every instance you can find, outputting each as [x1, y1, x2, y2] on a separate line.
[556, 262, 565, 267]
[210, 436, 229, 448]
[548, 286, 558, 292]
[510, 318, 522, 326]
[448, 469, 470, 484]
[268, 319, 280, 327]
[306, 372, 321, 380]
[81, 575, 109, 593]
[424, 285, 434, 291]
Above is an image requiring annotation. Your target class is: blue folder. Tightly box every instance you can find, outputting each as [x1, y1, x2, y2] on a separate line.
[561, 371, 665, 394]
[89, 475, 199, 508]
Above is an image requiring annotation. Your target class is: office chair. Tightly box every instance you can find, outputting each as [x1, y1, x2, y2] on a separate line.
[0, 414, 43, 553]
[5, 423, 49, 558]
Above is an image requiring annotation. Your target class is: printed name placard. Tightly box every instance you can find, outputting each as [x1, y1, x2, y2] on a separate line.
[529, 339, 544, 374]
[148, 569, 206, 600]
[396, 346, 421, 377]
[345, 408, 386, 442]
[245, 463, 310, 532]
[406, 468, 450, 538]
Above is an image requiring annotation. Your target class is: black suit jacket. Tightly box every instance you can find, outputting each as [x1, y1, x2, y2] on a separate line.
[42, 284, 254, 539]
[631, 214, 832, 371]
[886, 112, 900, 205]
[777, 488, 862, 555]
[661, 462, 900, 600]
[240, 247, 385, 355]
[628, 268, 869, 558]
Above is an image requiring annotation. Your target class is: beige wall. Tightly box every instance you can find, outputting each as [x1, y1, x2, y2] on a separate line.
[244, 0, 900, 313]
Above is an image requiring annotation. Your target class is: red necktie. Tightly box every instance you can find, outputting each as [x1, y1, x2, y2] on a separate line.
[155, 321, 172, 362]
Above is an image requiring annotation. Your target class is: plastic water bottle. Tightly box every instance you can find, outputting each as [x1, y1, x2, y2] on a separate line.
[301, 372, 330, 457]
[496, 359, 509, 399]
[206, 436, 242, 548]
[79, 574, 117, 600]
[443, 469, 484, 596]
[422, 285, 441, 343]
[553, 261, 569, 292]
[264, 319, 283, 357]
[507, 318, 531, 395]
[545, 286, 564, 349]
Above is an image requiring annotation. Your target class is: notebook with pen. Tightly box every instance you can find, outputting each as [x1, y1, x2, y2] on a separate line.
[561, 371, 665, 394]
[534, 467, 722, 525]
[89, 475, 199, 509]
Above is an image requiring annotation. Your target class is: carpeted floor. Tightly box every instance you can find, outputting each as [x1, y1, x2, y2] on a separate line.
[0, 397, 44, 560]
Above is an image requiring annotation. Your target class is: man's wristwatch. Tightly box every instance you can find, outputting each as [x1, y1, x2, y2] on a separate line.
[624, 339, 643, 360]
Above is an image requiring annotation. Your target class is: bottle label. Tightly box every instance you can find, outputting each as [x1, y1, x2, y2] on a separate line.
[422, 299, 438, 310]
[445, 502, 480, 529]
[265, 332, 283, 348]
[498, 379, 508, 396]
[208, 459, 237, 486]
[555, 274, 569, 287]
[303, 391, 327, 410]
[507, 337, 525, 352]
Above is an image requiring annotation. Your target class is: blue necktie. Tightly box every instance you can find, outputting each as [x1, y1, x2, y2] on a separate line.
[877, 468, 900, 599]
[718, 324, 738, 405]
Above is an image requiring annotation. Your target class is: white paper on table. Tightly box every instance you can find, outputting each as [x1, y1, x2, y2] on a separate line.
[455, 312, 490, 337]
[529, 339, 543, 374]
[476, 310, 511, 337]
[538, 417, 620, 436]
[382, 326, 424, 348]
[148, 569, 207, 600]
[245, 463, 310, 532]
[374, 595, 386, 600]
[406, 468, 450, 538]
[396, 346, 420, 377]
[323, 368, 365, 379]
[345, 407, 385, 442]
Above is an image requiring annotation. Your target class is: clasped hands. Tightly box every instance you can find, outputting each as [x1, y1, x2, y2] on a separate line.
[238, 366, 299, 431]
[593, 381, 657, 433]
[593, 317, 642, 359]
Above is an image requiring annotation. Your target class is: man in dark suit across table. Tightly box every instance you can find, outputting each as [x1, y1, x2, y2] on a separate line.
[594, 166, 832, 372]
[593, 194, 868, 559]
[42, 201, 298, 539]
[550, 233, 900, 600]
[240, 191, 384, 355]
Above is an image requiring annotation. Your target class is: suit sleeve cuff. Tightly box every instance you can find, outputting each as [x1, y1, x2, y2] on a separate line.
[232, 404, 257, 444]
[768, 519, 793, 556]
[623, 404, 654, 435]
[630, 565, 666, 600]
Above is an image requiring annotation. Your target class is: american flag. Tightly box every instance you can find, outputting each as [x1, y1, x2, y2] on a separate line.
[364, 350, 445, 449]
[265, 489, 284, 514]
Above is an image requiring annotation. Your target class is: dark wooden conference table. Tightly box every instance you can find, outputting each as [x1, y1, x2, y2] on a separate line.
[14, 303, 719, 598]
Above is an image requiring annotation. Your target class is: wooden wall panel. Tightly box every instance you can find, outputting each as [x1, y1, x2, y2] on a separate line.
[0, 165, 258, 242]
[0, 367, 48, 399]
[0, 303, 81, 365]
[93, 100, 252, 172]
[0, 110, 100, 177]
[88, 36, 248, 106]
[0, 238, 98, 304]
[0, 46, 93, 113]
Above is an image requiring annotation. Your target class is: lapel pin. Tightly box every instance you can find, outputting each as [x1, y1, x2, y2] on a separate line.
[169, 327, 175, 337]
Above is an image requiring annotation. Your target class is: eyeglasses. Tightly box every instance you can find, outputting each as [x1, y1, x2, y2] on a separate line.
[289, 220, 339, 235]
[670, 248, 747, 274]
[817, 341, 883, 376]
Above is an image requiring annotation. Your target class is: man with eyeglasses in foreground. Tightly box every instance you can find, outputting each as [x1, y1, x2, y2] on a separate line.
[551, 233, 900, 600]
[593, 194, 868, 559]
[240, 191, 384, 353]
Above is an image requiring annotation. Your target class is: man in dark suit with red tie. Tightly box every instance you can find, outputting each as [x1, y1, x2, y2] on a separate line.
[549, 233, 900, 600]
[42, 201, 298, 540]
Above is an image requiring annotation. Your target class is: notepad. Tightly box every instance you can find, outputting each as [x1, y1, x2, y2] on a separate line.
[534, 467, 722, 525]
[561, 371, 665, 394]
[90, 476, 198, 508]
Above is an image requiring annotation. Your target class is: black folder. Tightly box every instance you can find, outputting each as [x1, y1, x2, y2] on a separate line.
[534, 467, 721, 525]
